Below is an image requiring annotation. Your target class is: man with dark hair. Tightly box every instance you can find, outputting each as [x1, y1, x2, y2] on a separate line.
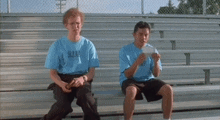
[41, 8, 100, 120]
[119, 21, 173, 120]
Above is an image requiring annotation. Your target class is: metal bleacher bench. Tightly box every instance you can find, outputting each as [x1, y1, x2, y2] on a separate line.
[1, 62, 220, 119]
[1, 51, 220, 119]
[1, 42, 220, 119]
[1, 48, 220, 85]
[1, 84, 220, 119]
[1, 13, 220, 119]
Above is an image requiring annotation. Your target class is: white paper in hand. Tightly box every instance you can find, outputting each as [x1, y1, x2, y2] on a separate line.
[142, 46, 155, 58]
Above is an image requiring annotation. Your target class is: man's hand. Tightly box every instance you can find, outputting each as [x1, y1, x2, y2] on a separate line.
[67, 77, 85, 89]
[65, 79, 75, 90]
[72, 77, 85, 87]
[136, 53, 147, 66]
[151, 53, 161, 63]
[60, 82, 72, 93]
[151, 53, 161, 77]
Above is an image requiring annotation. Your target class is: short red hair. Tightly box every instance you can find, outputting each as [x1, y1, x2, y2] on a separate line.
[63, 8, 85, 25]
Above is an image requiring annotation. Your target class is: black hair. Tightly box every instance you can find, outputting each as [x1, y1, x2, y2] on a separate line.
[133, 21, 151, 33]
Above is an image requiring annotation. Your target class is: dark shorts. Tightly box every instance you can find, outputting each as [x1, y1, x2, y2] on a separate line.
[121, 78, 166, 102]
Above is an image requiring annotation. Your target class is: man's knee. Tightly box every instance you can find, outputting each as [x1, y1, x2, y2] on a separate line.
[158, 84, 173, 97]
[55, 100, 72, 111]
[77, 92, 95, 106]
[125, 86, 138, 100]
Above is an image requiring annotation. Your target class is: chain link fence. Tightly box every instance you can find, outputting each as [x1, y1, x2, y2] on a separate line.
[0, 0, 219, 15]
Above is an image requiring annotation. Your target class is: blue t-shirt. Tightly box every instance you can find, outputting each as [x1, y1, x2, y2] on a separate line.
[119, 43, 162, 86]
[45, 36, 100, 75]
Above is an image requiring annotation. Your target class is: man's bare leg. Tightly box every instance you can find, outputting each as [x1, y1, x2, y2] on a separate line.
[124, 86, 137, 120]
[157, 84, 173, 119]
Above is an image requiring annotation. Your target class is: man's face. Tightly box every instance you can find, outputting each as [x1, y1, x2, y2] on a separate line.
[133, 28, 150, 46]
[65, 16, 82, 36]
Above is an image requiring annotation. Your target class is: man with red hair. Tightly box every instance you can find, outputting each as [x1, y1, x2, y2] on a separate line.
[41, 8, 100, 120]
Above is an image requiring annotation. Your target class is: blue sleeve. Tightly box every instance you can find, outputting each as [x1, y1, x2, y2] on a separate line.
[45, 43, 60, 70]
[88, 43, 100, 68]
[119, 48, 130, 73]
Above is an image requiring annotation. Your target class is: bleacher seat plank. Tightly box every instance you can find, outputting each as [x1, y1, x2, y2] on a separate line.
[0, 65, 220, 91]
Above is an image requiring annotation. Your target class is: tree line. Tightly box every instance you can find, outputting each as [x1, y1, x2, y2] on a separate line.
[158, 0, 220, 15]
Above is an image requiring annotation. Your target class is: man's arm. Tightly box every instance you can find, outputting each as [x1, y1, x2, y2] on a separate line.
[152, 53, 161, 77]
[124, 53, 146, 79]
[71, 67, 96, 88]
[50, 69, 72, 93]
[83, 67, 95, 82]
